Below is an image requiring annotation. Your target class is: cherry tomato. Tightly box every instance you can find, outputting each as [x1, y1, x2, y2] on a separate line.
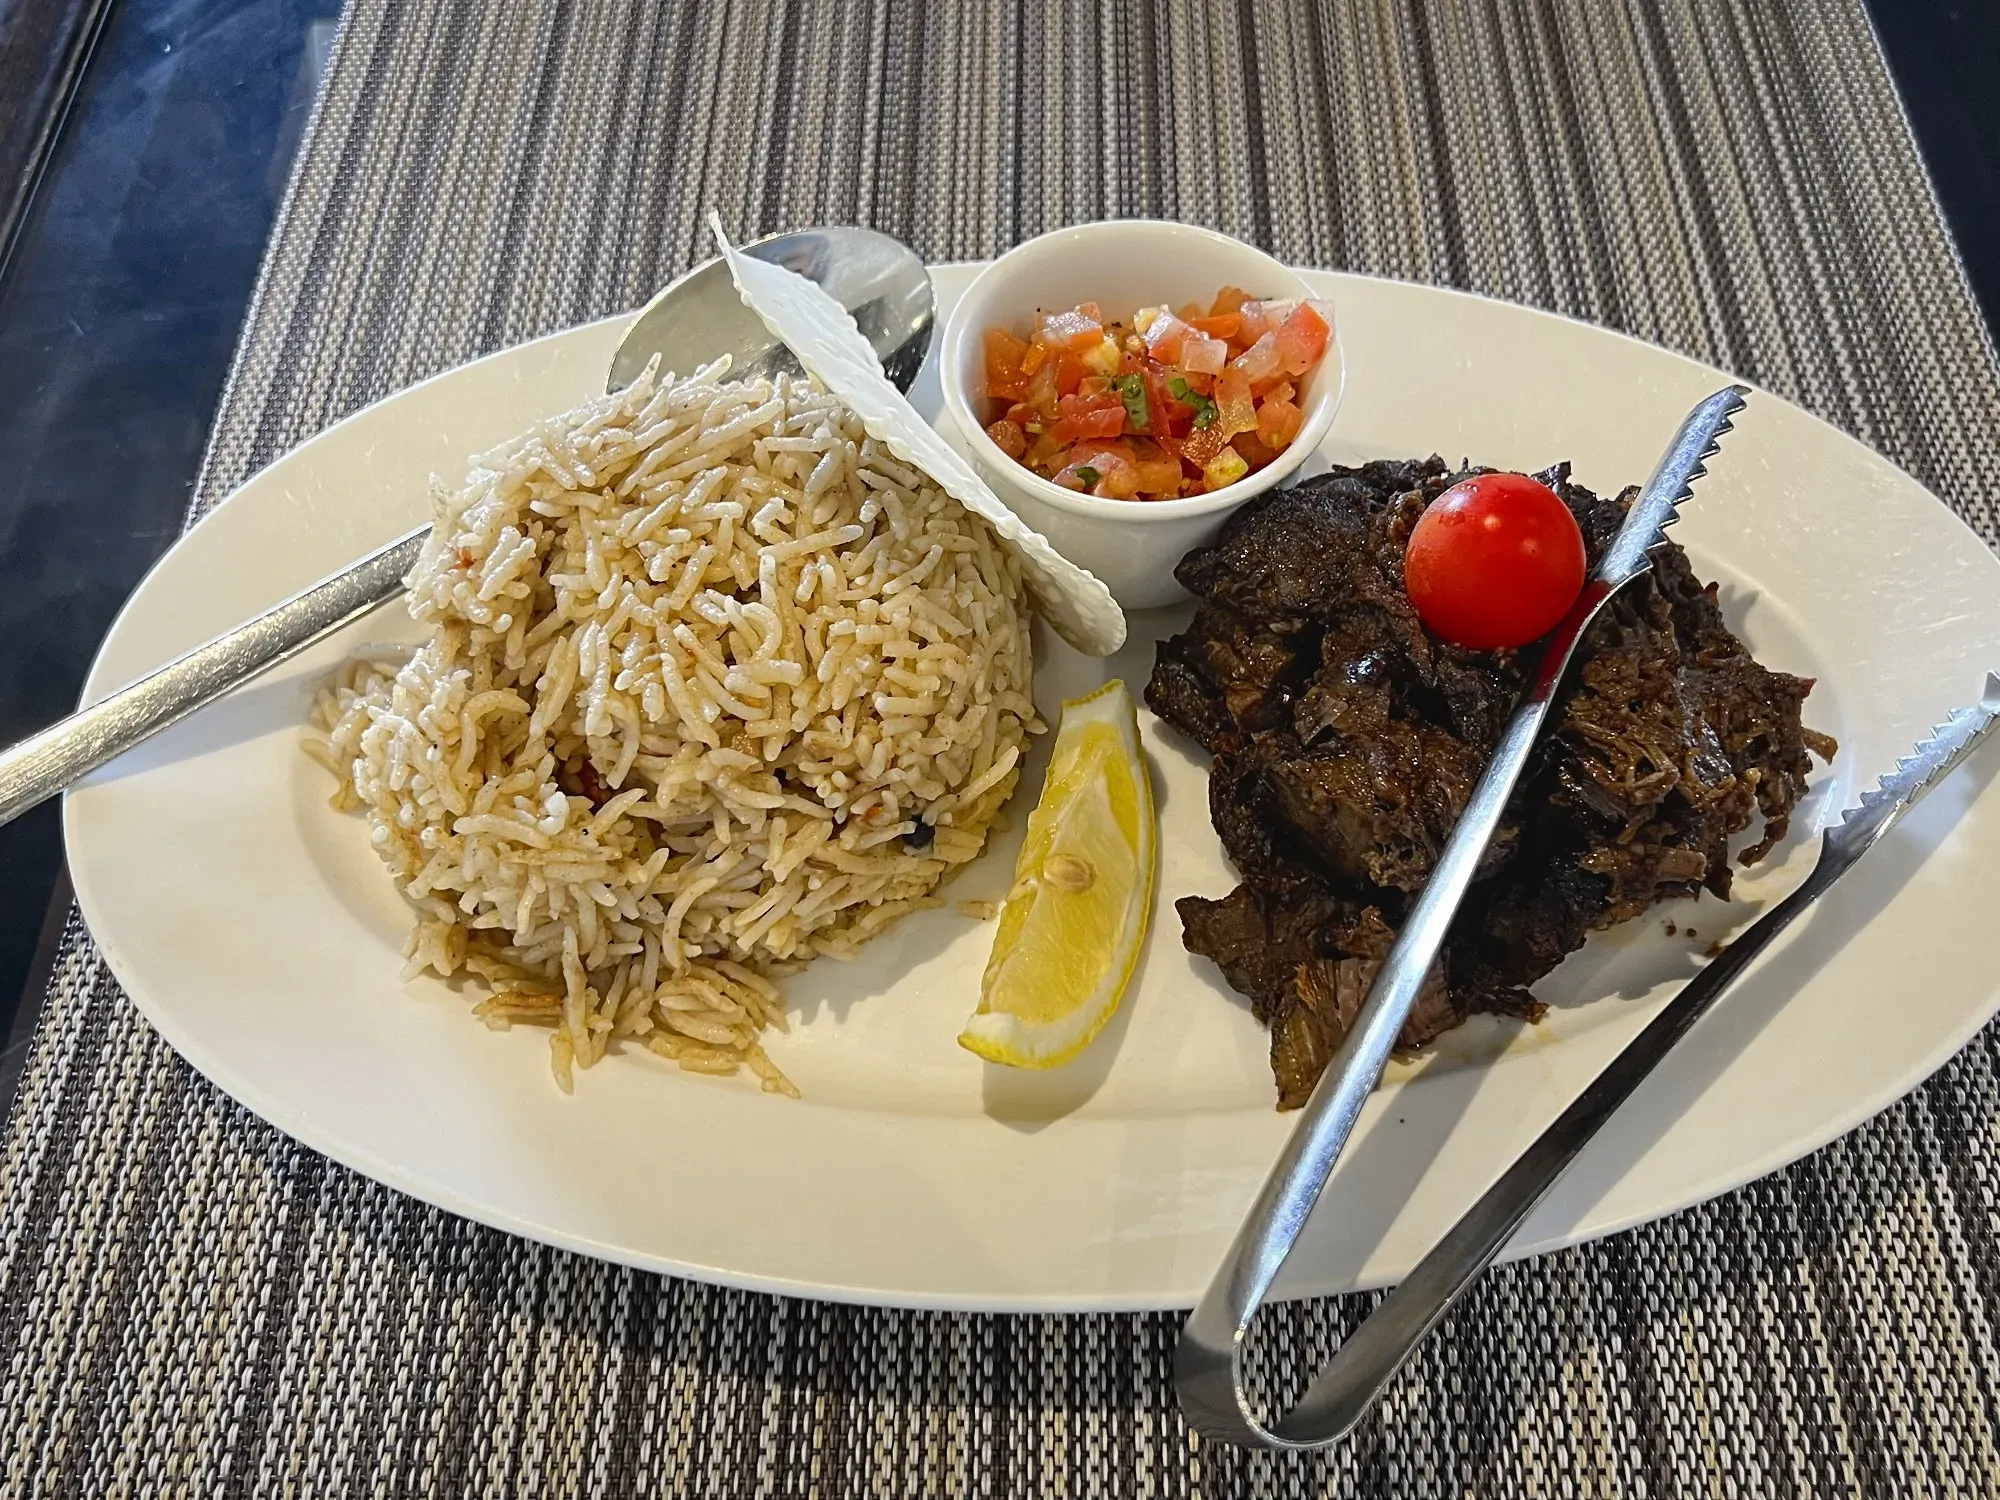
[1404, 473, 1586, 650]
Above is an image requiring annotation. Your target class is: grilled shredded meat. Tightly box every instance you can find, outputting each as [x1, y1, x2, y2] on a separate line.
[1148, 458, 1833, 1108]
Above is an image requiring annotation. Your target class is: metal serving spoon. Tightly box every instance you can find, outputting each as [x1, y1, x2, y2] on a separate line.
[1175, 384, 1750, 1450]
[0, 225, 934, 829]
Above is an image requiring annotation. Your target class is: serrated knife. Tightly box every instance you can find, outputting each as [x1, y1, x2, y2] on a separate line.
[1177, 385, 1756, 1449]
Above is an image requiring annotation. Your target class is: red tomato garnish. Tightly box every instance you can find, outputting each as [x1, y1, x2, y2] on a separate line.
[1404, 473, 1587, 650]
[1132, 448, 1185, 496]
[1232, 431, 1280, 469]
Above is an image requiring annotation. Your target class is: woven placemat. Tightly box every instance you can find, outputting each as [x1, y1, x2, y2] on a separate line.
[5, 2, 1999, 1494]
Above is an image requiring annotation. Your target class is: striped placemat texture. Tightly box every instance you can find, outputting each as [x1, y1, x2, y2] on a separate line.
[4, 2, 1998, 1495]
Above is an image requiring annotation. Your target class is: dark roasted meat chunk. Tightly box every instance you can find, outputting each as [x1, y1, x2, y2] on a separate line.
[1146, 458, 1832, 1108]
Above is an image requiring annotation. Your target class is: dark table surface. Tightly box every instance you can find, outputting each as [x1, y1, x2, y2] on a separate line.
[0, 0, 1993, 1116]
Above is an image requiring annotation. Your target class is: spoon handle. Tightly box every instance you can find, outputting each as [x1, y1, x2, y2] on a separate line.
[0, 525, 428, 829]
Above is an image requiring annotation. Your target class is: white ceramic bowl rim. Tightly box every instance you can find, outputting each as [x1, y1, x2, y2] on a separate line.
[938, 219, 1345, 523]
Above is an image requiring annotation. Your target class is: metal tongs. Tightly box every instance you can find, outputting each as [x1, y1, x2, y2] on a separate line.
[1179, 384, 1900, 1449]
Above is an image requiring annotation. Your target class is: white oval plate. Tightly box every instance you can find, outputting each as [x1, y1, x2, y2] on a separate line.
[67, 267, 2000, 1311]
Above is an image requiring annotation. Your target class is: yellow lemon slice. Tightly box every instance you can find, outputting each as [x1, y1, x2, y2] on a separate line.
[959, 679, 1156, 1068]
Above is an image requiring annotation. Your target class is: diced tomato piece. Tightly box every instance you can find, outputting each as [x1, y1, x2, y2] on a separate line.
[1049, 391, 1126, 444]
[1020, 339, 1050, 376]
[1061, 446, 1139, 499]
[1209, 286, 1253, 317]
[1231, 332, 1283, 387]
[1077, 374, 1112, 399]
[1177, 421, 1227, 469]
[1275, 301, 1331, 376]
[1256, 390, 1303, 449]
[983, 328, 1030, 399]
[1098, 456, 1143, 499]
[1143, 312, 1194, 364]
[1025, 432, 1067, 469]
[1132, 450, 1185, 495]
[1176, 301, 1205, 323]
[1179, 332, 1228, 375]
[1077, 301, 1104, 323]
[1004, 401, 1037, 429]
[1038, 308, 1103, 351]
[1232, 431, 1280, 469]
[1214, 369, 1257, 438]
[984, 327, 1030, 371]
[1190, 313, 1242, 341]
[1053, 352, 1087, 397]
[985, 418, 1028, 459]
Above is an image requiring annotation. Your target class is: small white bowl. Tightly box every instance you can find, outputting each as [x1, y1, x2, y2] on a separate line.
[939, 220, 1345, 610]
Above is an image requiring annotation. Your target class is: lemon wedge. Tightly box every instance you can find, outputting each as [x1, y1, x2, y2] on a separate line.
[959, 680, 1156, 1068]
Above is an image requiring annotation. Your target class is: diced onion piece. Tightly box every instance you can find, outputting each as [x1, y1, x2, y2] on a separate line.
[1039, 308, 1103, 351]
[1143, 312, 1193, 363]
[1231, 332, 1283, 386]
[1179, 333, 1227, 375]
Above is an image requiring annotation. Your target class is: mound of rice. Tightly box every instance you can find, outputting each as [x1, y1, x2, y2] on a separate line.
[309, 362, 1039, 1093]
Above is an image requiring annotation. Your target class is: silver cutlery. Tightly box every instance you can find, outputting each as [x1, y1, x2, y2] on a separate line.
[1175, 384, 1752, 1449]
[1190, 669, 1998, 1450]
[0, 226, 934, 829]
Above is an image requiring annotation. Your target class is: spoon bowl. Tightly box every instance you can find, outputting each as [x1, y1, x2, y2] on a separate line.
[608, 225, 935, 394]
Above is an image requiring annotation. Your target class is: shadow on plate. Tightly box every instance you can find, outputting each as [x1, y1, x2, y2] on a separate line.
[1523, 741, 2000, 1234]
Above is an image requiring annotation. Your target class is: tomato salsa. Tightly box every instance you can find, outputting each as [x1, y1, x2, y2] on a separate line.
[980, 288, 1332, 500]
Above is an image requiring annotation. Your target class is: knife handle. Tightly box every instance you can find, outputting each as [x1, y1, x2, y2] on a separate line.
[0, 526, 427, 830]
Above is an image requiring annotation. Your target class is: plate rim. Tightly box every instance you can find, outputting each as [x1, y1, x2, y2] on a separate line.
[63, 260, 2000, 1311]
